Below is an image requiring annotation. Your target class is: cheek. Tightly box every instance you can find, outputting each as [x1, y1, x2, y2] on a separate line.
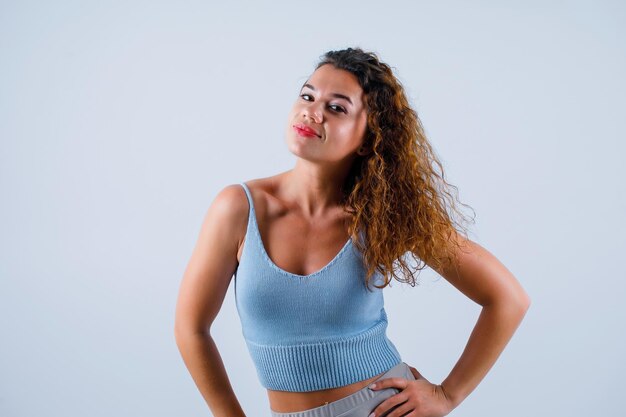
[349, 120, 367, 143]
[346, 112, 368, 142]
[333, 125, 363, 148]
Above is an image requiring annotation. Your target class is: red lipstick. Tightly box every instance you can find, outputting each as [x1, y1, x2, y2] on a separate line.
[293, 124, 320, 138]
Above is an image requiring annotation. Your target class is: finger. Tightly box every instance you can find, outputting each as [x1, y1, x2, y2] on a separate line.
[409, 366, 425, 381]
[392, 407, 419, 417]
[368, 392, 409, 417]
[369, 376, 409, 391]
[382, 401, 415, 417]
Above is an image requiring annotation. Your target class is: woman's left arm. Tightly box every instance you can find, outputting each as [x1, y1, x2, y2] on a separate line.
[432, 232, 531, 410]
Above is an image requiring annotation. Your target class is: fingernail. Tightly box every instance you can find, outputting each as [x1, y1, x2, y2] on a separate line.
[369, 383, 377, 390]
[368, 413, 375, 417]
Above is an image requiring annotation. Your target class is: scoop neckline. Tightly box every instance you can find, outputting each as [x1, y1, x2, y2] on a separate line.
[241, 182, 353, 278]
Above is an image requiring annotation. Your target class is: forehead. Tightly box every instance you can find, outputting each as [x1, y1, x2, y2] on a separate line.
[304, 64, 364, 105]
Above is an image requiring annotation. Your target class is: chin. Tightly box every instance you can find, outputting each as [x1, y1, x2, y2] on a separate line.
[286, 140, 319, 162]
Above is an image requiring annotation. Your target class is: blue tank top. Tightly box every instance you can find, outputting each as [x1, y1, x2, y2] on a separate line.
[234, 182, 402, 392]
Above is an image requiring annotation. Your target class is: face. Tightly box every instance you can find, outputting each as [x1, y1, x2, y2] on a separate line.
[285, 64, 368, 164]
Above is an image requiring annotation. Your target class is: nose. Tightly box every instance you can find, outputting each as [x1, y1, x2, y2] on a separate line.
[302, 104, 322, 124]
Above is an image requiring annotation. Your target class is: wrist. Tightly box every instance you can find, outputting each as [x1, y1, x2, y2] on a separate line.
[438, 382, 462, 411]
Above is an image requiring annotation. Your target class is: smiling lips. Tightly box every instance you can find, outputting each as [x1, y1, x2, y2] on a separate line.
[293, 124, 321, 138]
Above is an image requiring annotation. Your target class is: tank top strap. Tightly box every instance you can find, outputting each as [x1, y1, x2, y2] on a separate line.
[239, 182, 254, 213]
[239, 182, 263, 250]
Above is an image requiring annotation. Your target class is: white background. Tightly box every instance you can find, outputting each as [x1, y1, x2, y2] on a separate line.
[1, 1, 624, 416]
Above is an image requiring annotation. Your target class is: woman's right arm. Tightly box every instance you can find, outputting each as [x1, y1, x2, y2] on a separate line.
[174, 185, 248, 417]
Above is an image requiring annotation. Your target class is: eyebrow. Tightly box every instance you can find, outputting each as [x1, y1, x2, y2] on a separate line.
[301, 83, 353, 106]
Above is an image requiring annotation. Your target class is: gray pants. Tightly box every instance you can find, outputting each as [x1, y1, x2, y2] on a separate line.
[270, 361, 416, 417]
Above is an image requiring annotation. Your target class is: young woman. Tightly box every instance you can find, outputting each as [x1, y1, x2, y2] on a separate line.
[174, 47, 531, 417]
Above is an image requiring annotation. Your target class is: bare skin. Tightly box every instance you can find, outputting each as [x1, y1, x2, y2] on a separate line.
[175, 171, 531, 415]
[174, 63, 531, 416]
[235, 175, 388, 412]
[175, 64, 379, 415]
[239, 65, 386, 411]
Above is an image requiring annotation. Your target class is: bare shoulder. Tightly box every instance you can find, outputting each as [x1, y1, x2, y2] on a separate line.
[240, 175, 285, 212]
[173, 183, 251, 335]
[209, 183, 251, 245]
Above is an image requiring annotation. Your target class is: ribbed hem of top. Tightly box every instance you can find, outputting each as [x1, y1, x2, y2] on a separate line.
[246, 319, 402, 392]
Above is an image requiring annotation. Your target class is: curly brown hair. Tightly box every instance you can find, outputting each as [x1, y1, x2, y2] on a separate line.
[314, 47, 476, 290]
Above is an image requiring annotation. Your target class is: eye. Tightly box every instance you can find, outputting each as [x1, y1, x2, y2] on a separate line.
[299, 94, 347, 114]
[329, 104, 347, 113]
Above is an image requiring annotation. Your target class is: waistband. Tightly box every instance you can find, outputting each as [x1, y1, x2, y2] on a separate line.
[270, 361, 410, 417]
[248, 319, 403, 392]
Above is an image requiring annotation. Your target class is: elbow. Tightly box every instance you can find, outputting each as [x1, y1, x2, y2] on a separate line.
[174, 324, 184, 341]
[517, 289, 531, 313]
[507, 291, 531, 320]
[174, 322, 211, 343]
[522, 293, 531, 311]
[488, 289, 531, 316]
[173, 319, 185, 340]
[174, 325, 186, 346]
